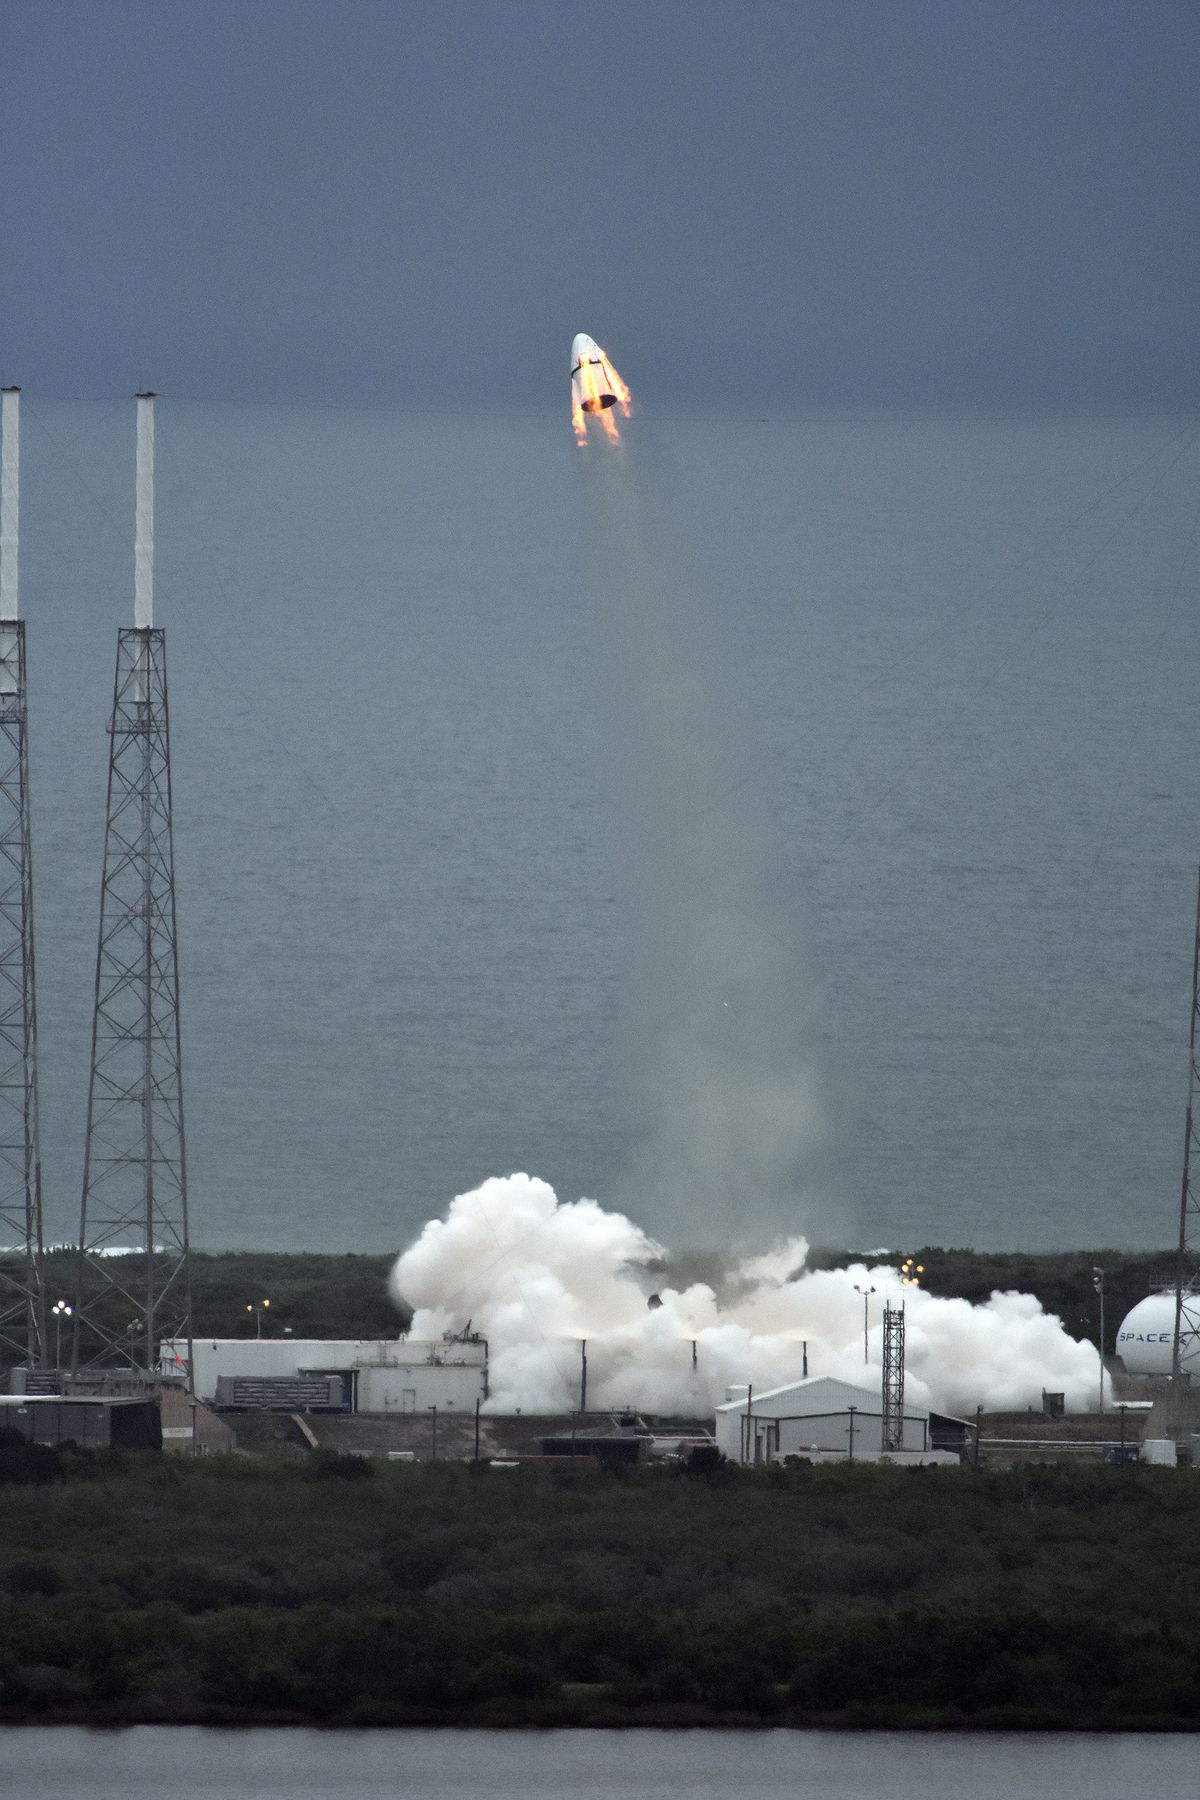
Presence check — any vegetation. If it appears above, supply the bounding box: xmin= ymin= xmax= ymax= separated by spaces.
xmin=31 ymin=1247 xmax=412 ymax=1352
xmin=1 ymin=1443 xmax=1197 ymax=1728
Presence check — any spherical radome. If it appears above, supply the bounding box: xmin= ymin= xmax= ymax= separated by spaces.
xmin=1115 ymin=1292 xmax=1200 ymax=1377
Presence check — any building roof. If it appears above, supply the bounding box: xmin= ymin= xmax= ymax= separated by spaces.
xmin=0 ymin=1394 xmax=153 ymax=1409
xmin=714 ymin=1374 xmax=926 ymax=1419
xmin=165 ymin=1337 xmax=483 ymax=1363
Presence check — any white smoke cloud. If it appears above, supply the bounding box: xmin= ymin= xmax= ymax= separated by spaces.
xmin=390 ymin=1172 xmax=1099 ymax=1417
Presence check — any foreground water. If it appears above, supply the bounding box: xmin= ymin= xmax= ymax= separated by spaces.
xmin=3 ymin=1726 xmax=1196 ymax=1799
xmin=17 ymin=403 xmax=1200 ymax=1254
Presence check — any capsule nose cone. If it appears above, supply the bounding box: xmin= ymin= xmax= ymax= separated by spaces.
xmin=571 ymin=333 xmax=599 ymax=366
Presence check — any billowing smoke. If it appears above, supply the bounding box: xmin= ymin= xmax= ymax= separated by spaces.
xmin=580 ymin=439 xmax=840 ymax=1248
xmin=390 ymin=1174 xmax=1099 ymax=1417
xmin=390 ymin=420 xmax=1101 ymax=1420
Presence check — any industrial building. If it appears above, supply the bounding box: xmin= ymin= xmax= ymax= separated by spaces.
xmin=163 ymin=1335 xmax=488 ymax=1413
xmin=714 ymin=1375 xmax=967 ymax=1466
xmin=0 ymin=1393 xmax=162 ymax=1450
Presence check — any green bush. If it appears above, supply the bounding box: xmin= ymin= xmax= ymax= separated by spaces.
xmin=2 ymin=1456 xmax=1199 ymax=1725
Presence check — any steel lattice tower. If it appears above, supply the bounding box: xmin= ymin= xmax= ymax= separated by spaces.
xmin=74 ymin=396 xmax=192 ymax=1377
xmin=1171 ymin=869 xmax=1200 ymax=1382
xmin=0 ymin=387 xmax=46 ymax=1370
xmin=881 ymin=1301 xmax=905 ymax=1452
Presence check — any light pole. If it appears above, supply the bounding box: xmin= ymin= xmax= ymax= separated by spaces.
xmin=853 ymin=1284 xmax=876 ymax=1362
xmin=51 ymin=1300 xmax=72 ymax=1370
xmin=1093 ymin=1267 xmax=1105 ymax=1412
xmin=245 ymin=1298 xmax=270 ymax=1339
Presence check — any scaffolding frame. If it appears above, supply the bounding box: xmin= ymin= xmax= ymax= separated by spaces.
xmin=0 ymin=616 xmax=45 ymax=1366
xmin=881 ymin=1300 xmax=905 ymax=1452
xmin=1172 ymin=868 xmax=1200 ymax=1382
xmin=74 ymin=625 xmax=192 ymax=1376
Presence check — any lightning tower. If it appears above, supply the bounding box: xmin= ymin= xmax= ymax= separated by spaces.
xmin=74 ymin=395 xmax=192 ymax=1378
xmin=1171 ymin=868 xmax=1200 ymax=1382
xmin=0 ymin=387 xmax=46 ymax=1370
xmin=881 ymin=1300 xmax=905 ymax=1452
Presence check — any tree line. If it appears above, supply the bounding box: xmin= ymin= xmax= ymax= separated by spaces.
xmin=1 ymin=1441 xmax=1197 ymax=1727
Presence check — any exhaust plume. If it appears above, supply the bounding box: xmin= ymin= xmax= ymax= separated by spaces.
xmin=581 ymin=431 xmax=839 ymax=1249
xmin=390 ymin=1174 xmax=1099 ymax=1417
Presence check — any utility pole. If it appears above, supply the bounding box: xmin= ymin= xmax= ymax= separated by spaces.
xmin=853 ymin=1284 xmax=876 ymax=1363
xmin=245 ymin=1299 xmax=270 ymax=1339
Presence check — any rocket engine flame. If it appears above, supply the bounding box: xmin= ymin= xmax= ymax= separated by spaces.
xmin=571 ymin=332 xmax=632 ymax=443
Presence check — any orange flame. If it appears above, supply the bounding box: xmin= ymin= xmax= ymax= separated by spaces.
xmin=600 ymin=352 xmax=632 ymax=417
xmin=573 ymin=341 xmax=632 ymax=444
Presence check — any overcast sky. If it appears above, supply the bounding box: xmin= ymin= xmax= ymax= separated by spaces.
xmin=2 ymin=1 xmax=1197 ymax=410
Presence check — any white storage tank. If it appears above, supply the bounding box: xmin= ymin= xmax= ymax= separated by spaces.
xmin=1114 ymin=1292 xmax=1200 ymax=1377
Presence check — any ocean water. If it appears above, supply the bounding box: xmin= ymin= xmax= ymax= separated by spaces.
xmin=2 ymin=1725 xmax=1197 ymax=1799
xmin=15 ymin=401 xmax=1200 ymax=1257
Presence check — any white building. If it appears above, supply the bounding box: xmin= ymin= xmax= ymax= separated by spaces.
xmin=160 ymin=1337 xmax=487 ymax=1413
xmin=714 ymin=1375 xmax=963 ymax=1466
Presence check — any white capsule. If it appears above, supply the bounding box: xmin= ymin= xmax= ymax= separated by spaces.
xmin=571 ymin=332 xmax=618 ymax=414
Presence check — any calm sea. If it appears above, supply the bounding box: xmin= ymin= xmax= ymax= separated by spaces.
xmin=2 ymin=1726 xmax=1197 ymax=1799
xmin=16 ymin=403 xmax=1200 ymax=1257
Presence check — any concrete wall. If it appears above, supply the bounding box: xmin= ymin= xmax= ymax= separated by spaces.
xmin=159 ymin=1385 xmax=236 ymax=1455
xmin=356 ymin=1361 xmax=483 ymax=1413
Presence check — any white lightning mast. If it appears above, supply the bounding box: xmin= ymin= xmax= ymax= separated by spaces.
xmin=134 ymin=391 xmax=154 ymax=629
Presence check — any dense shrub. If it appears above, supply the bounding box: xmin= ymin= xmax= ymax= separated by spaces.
xmin=303 ymin=1448 xmax=374 ymax=1482
xmin=1 ymin=1457 xmax=1198 ymax=1725
xmin=0 ymin=1429 xmax=61 ymax=1486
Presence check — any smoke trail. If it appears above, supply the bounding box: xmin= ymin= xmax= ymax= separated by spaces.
xmin=579 ymin=432 xmax=840 ymax=1248
xmin=390 ymin=1174 xmax=1099 ymax=1416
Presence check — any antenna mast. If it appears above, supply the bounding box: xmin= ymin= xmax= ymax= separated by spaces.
xmin=0 ymin=387 xmax=46 ymax=1370
xmin=74 ymin=395 xmax=192 ymax=1379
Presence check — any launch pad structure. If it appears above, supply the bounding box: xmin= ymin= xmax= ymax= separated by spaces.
xmin=0 ymin=387 xmax=46 ymax=1370
xmin=73 ymin=395 xmax=193 ymax=1379
xmin=1171 ymin=869 xmax=1200 ymax=1384
xmin=881 ymin=1301 xmax=905 ymax=1453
